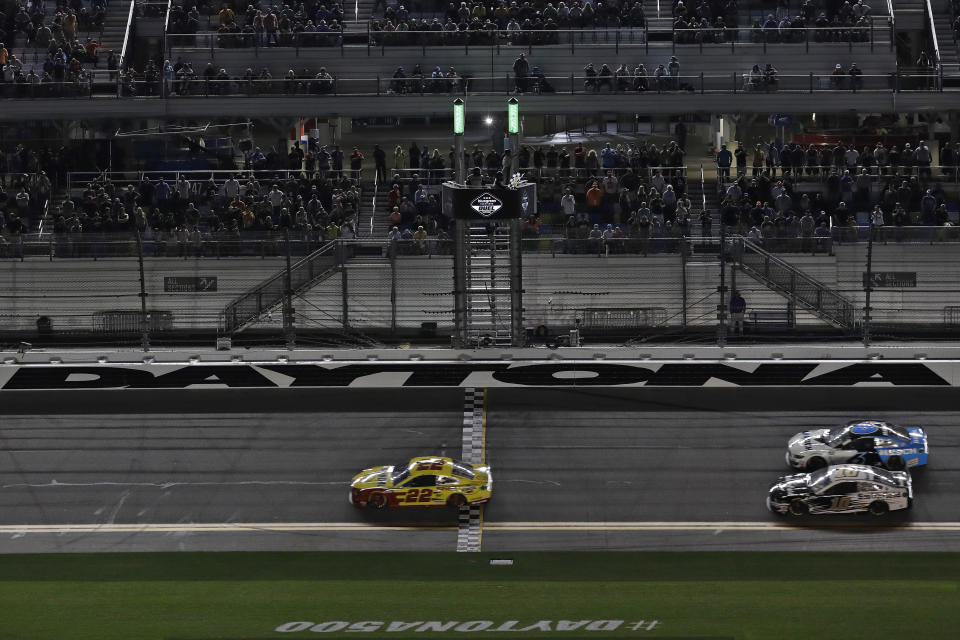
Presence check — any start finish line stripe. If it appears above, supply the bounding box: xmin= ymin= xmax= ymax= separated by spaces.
xmin=457 ymin=387 xmax=486 ymax=553
xmin=3 ymin=522 xmax=960 ymax=534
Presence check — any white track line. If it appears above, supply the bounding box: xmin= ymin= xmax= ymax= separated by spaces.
xmin=3 ymin=521 xmax=960 ymax=535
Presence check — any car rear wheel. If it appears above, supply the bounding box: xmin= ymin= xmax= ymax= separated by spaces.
xmin=805 ymin=456 xmax=827 ymax=471
xmin=367 ymin=492 xmax=388 ymax=509
xmin=885 ymin=456 xmax=905 ymax=471
xmin=868 ymin=501 xmax=889 ymax=516
xmin=446 ymin=494 xmax=467 ymax=507
xmin=788 ymin=499 xmax=809 ymax=517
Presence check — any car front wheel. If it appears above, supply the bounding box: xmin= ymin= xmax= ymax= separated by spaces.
xmin=367 ymin=492 xmax=388 ymax=509
xmin=788 ymin=499 xmax=809 ymax=517
xmin=868 ymin=501 xmax=889 ymax=516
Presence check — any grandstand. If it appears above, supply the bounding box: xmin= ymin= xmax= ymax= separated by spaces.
xmin=2 ymin=0 xmax=960 ymax=347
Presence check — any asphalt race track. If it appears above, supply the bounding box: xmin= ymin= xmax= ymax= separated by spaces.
xmin=1 ymin=388 xmax=959 ymax=552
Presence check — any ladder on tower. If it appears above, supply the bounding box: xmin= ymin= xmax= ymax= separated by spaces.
xmin=465 ymin=222 xmax=514 ymax=346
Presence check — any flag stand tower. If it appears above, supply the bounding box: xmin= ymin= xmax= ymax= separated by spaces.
xmin=448 ymin=98 xmax=533 ymax=348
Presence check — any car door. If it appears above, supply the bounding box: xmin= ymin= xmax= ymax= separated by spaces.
xmin=819 ymin=481 xmax=858 ymax=513
xmin=396 ymin=474 xmax=439 ymax=506
xmin=832 ymin=438 xmax=862 ymax=465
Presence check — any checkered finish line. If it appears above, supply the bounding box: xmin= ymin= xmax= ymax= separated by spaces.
xmin=457 ymin=387 xmax=486 ymax=553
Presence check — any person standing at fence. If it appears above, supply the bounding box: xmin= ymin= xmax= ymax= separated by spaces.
xmin=730 ymin=291 xmax=746 ymax=335
xmin=350 ymin=147 xmax=364 ymax=181
xmin=513 ymin=53 xmax=530 ymax=93
xmin=373 ymin=145 xmax=387 ymax=183
xmin=716 ymin=144 xmax=732 ymax=183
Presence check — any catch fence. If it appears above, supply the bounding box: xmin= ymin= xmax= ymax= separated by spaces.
xmin=2 ymin=234 xmax=960 ymax=346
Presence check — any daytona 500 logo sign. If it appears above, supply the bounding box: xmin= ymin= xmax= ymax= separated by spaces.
xmin=276 ymin=620 xmax=660 ymax=633
xmin=0 ymin=361 xmax=952 ymax=389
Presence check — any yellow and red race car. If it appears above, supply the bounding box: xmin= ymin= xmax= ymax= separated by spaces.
xmin=349 ymin=456 xmax=492 ymax=509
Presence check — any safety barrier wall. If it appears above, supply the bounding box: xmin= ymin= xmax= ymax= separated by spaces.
xmin=3 ymin=236 xmax=960 ymax=345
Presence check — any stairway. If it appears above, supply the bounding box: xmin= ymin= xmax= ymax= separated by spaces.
xmin=893 ymin=0 xmax=926 ymax=30
xmin=932 ymin=10 xmax=959 ymax=66
xmin=101 ymin=1 xmax=136 ymax=55
xmin=465 ymin=223 xmax=514 ymax=346
xmin=642 ymin=0 xmax=672 ymax=41
xmin=221 ymin=240 xmax=339 ymax=333
xmin=736 ymin=237 xmax=857 ymax=330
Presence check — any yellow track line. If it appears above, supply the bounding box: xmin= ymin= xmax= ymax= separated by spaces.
xmin=2 ymin=521 xmax=960 ymax=534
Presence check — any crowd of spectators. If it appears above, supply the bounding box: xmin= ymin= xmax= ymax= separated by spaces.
xmin=1 ymin=1 xmax=105 ymax=50
xmin=715 ymin=137 xmax=957 ymax=246
xmin=121 ymin=57 xmax=337 ymax=96
xmin=167 ymin=1 xmax=345 ymax=47
xmin=673 ymin=0 xmax=872 ymax=44
xmin=0 ymin=2 xmax=107 ymax=97
xmin=379 ymin=139 xmax=692 ymax=252
xmin=42 ymin=162 xmax=362 ymax=254
xmin=0 ymin=142 xmax=72 ymax=240
xmin=370 ymin=0 xmax=647 ymax=46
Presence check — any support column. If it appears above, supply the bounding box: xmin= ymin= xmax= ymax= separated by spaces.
xmin=453 ymin=221 xmax=468 ymax=348
xmin=509 ymin=218 xmax=524 ymax=347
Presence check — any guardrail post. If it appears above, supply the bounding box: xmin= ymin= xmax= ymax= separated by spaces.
xmin=376 ymin=74 xmax=380 ymax=95
xmin=700 ymin=71 xmax=704 ymax=94
xmin=805 ymin=28 xmax=809 ymax=53
xmin=615 ymin=30 xmax=619 ymax=55
xmin=570 ymin=73 xmax=574 ymax=93
xmin=809 ymin=72 xmax=813 ymax=93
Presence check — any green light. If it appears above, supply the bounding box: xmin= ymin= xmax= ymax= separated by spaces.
xmin=453 ymin=99 xmax=465 ymax=135
xmin=507 ymin=98 xmax=519 ymax=134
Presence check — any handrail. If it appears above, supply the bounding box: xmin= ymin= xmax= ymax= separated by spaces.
xmin=369 ymin=166 xmax=379 ymax=238
xmin=886 ymin=0 xmax=895 ymax=50
xmin=166 ymin=25 xmax=882 ymax=49
xmin=924 ymin=0 xmax=942 ymax=86
xmin=117 ymin=0 xmax=138 ymax=96
xmin=220 ymin=239 xmax=339 ymax=333
xmin=111 ymin=72 xmax=912 ymax=97
xmin=162 ymin=0 xmax=173 ymax=65
xmin=699 ymin=164 xmax=707 ymax=215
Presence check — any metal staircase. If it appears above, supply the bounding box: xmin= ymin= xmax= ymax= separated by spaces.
xmin=465 ymin=223 xmax=515 ymax=346
xmin=736 ymin=238 xmax=857 ymax=330
xmin=220 ymin=241 xmax=338 ymax=334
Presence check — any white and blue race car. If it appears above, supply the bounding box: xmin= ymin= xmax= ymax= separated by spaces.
xmin=787 ymin=420 xmax=928 ymax=472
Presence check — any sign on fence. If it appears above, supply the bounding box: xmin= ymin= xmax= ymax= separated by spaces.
xmin=863 ymin=272 xmax=917 ymax=288
xmin=164 ymin=276 xmax=218 ymax=292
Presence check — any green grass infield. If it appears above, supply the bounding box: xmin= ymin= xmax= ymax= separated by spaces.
xmin=0 ymin=552 xmax=958 ymax=639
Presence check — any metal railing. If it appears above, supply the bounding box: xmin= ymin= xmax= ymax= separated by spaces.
xmin=221 ymin=239 xmax=339 ymax=333
xmin=6 ymin=68 xmax=956 ymax=100
xmin=737 ymin=237 xmax=856 ymax=329
xmin=671 ymin=25 xmax=879 ymax=51
xmin=0 ymin=231 xmax=329 ymax=261
xmin=713 ymin=163 xmax=959 ymax=183
xmin=65 ymin=169 xmax=359 ymax=194
xmin=118 ymin=0 xmax=139 ymax=97
xmin=365 ymin=26 xmax=649 ymax=52
xmin=105 ymin=72 xmax=918 ymax=98
xmin=925 ymin=0 xmax=943 ymax=91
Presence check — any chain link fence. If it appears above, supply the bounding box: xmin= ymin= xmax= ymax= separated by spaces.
xmin=3 ymin=232 xmax=960 ymax=347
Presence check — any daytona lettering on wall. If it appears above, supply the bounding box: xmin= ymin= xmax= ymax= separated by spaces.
xmin=274 ymin=620 xmax=653 ymax=633
xmin=0 ymin=361 xmax=953 ymax=390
